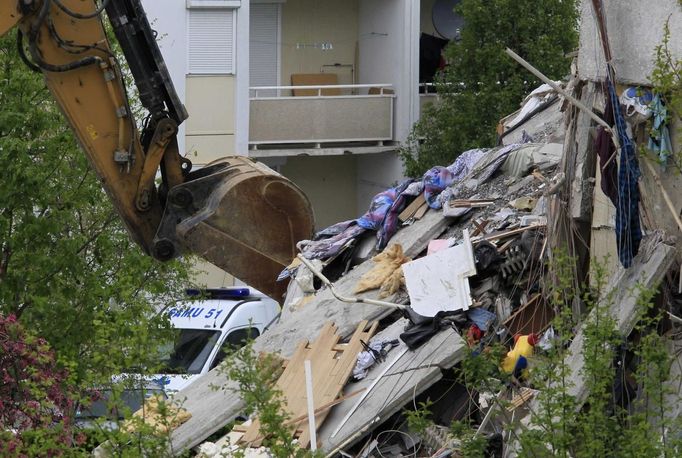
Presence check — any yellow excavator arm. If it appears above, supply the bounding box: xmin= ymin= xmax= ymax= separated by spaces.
xmin=1 ymin=0 xmax=314 ymax=299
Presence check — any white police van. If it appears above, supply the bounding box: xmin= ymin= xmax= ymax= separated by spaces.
xmin=155 ymin=287 xmax=280 ymax=392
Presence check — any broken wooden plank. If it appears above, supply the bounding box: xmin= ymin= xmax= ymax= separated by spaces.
xmin=240 ymin=321 xmax=377 ymax=448
xmin=502 ymin=294 xmax=554 ymax=336
xmin=318 ymin=318 xmax=467 ymax=453
xmin=398 ymin=194 xmax=427 ymax=222
xmin=471 ymin=219 xmax=490 ymax=236
xmin=413 ymin=202 xmax=430 ymax=220
xmin=169 ymin=207 xmax=452 ymax=453
xmin=448 ymin=199 xmax=496 ymax=208
xmin=475 ymin=223 xmax=546 ymax=243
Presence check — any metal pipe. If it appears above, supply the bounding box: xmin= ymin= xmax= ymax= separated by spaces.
xmin=296 ymin=254 xmax=407 ymax=310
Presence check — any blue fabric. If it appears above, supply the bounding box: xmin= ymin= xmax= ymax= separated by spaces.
xmin=423 ymin=166 xmax=456 ymax=209
xmin=466 ymin=307 xmax=496 ymax=332
xmin=608 ymin=79 xmax=642 ymax=268
xmin=357 ymin=179 xmax=414 ymax=250
xmin=648 ymin=94 xmax=673 ymax=167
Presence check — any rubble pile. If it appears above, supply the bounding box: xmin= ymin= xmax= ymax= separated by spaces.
xmin=165 ymin=2 xmax=682 ymax=455
xmin=193 ymin=131 xmax=570 ymax=457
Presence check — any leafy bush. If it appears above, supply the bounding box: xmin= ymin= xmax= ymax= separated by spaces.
xmin=401 ymin=0 xmax=578 ymax=176
xmin=0 ymin=314 xmax=84 ymax=456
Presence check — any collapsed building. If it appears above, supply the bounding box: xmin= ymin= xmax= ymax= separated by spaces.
xmin=107 ymin=1 xmax=682 ymax=456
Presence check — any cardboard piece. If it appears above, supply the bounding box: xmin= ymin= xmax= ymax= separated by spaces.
xmin=403 ymin=230 xmax=476 ymax=316
xmin=291 ymin=73 xmax=340 ymax=96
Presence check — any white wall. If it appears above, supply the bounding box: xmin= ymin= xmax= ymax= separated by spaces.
xmin=141 ymin=1 xmax=250 ymax=157
xmin=280 ymin=155 xmax=358 ymax=229
xmin=356 ymin=151 xmax=405 ymax=216
xmin=358 ymin=0 xmax=419 ymax=143
xmin=235 ymin=0 xmax=250 ymax=155
xmin=356 ymin=0 xmax=415 ymax=209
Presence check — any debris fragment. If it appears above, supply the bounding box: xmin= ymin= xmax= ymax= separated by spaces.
xmin=354 ymin=244 xmax=411 ymax=298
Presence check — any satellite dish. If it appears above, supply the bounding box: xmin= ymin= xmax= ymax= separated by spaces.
xmin=432 ymin=0 xmax=464 ymax=41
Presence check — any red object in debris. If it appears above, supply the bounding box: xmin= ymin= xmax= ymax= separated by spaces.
xmin=467 ymin=324 xmax=483 ymax=346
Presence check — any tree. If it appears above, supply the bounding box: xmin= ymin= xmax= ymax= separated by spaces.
xmin=401 ymin=0 xmax=579 ymax=176
xmin=0 ymin=29 xmax=192 ymax=387
xmin=0 ymin=314 xmax=84 ymax=456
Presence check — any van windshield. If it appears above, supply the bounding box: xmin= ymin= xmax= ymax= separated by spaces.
xmin=161 ymin=329 xmax=220 ymax=374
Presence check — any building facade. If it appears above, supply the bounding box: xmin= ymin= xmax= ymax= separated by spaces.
xmin=141 ymin=0 xmax=450 ymax=286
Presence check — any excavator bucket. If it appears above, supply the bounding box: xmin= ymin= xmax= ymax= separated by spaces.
xmin=160 ymin=157 xmax=314 ymax=300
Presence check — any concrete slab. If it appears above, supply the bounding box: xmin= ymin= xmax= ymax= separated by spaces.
xmin=531 ymin=237 xmax=675 ymax=417
xmin=578 ymin=0 xmax=682 ymax=85
xmin=318 ymin=318 xmax=467 ymax=454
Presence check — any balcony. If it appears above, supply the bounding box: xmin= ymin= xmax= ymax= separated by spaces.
xmin=419 ymin=83 xmax=440 ymax=117
xmin=249 ymin=84 xmax=395 ymax=155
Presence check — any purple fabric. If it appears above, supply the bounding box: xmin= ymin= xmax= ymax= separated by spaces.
xmin=357 ymin=190 xmax=399 ymax=230
xmin=298 ymin=220 xmax=366 ymax=260
xmin=357 ymin=179 xmax=414 ymax=249
xmin=446 ymin=148 xmax=489 ymax=181
xmin=423 ymin=166 xmax=456 ymax=209
xmin=377 ymin=180 xmax=414 ymax=249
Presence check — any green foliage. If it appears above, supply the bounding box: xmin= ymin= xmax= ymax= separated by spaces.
xmin=0 ymin=26 xmax=194 ymax=455
xmin=401 ymin=0 xmax=578 ymax=176
xmin=649 ymin=16 xmax=682 ymax=170
xmin=453 ymin=253 xmax=682 ymax=457
xmin=0 ymin=29 xmax=192 ymax=384
xmin=85 ymin=392 xmax=188 ymax=458
xmin=404 ymin=399 xmax=434 ymax=435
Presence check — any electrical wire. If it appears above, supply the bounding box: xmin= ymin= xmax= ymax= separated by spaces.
xmin=22 ymin=0 xmax=103 ymax=72
xmin=16 ymin=31 xmax=41 ymax=73
xmin=374 ymin=429 xmax=421 ymax=458
xmin=52 ymin=0 xmax=111 ymax=20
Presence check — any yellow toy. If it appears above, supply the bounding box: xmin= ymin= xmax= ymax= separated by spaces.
xmin=501 ymin=333 xmax=538 ymax=377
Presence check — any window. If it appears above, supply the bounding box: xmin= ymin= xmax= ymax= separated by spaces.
xmin=160 ymin=329 xmax=220 ymax=374
xmin=250 ymin=3 xmax=280 ymax=95
xmin=188 ymin=8 xmax=235 ymax=74
xmin=186 ymin=1 xmax=241 ymax=8
xmin=209 ymin=327 xmax=260 ymax=370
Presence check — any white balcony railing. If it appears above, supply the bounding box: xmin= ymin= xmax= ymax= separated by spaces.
xmin=419 ymin=83 xmax=440 ymax=115
xmin=249 ymin=84 xmax=394 ymax=147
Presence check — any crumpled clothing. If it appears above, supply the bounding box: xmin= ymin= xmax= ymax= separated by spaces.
xmin=355 ymin=244 xmax=410 ymax=298
xmin=608 ymin=78 xmax=642 ymax=267
xmin=400 ymin=315 xmax=444 ymax=350
xmin=402 ymin=180 xmax=425 ymax=197
xmin=298 ymin=220 xmax=366 ymax=260
xmin=439 ymin=144 xmax=523 ymax=207
xmin=446 ymin=148 xmax=489 ymax=181
xmin=352 ymin=340 xmax=384 ymax=380
xmin=357 ymin=179 xmax=414 ymax=249
xmin=352 ymin=339 xmax=400 ymax=380
xmin=466 ymin=307 xmax=496 ymax=332
xmin=423 ymin=166 xmax=457 ymax=209
xmin=648 ymin=93 xmax=673 ymax=167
